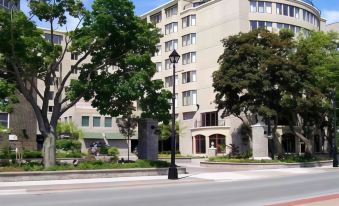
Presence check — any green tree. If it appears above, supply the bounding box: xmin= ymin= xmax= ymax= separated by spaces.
xmin=213 ymin=29 xmax=299 ymax=155
xmin=116 ymin=115 xmax=138 ymax=162
xmin=56 ymin=121 xmax=83 ymax=140
xmin=159 ymin=121 xmax=183 ymax=152
xmin=0 ymin=0 xmax=171 ymax=167
xmin=283 ymin=31 xmax=339 ymax=153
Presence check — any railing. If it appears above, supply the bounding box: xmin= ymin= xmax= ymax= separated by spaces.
xmin=194 ymin=120 xmax=225 ymax=128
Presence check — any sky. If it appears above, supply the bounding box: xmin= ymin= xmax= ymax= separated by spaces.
xmin=20 ymin=0 xmax=339 ymax=31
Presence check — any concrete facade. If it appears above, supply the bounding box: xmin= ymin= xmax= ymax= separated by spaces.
xmin=141 ymin=0 xmax=326 ymax=156
xmin=0 ymin=0 xmax=37 ymax=150
xmin=326 ymin=22 xmax=339 ymax=32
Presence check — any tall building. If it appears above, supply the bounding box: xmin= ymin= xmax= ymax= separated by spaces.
xmin=142 ymin=0 xmax=328 ymax=156
xmin=38 ymin=30 xmax=136 ymax=156
xmin=0 ymin=0 xmax=37 ymax=151
xmin=0 ymin=0 xmax=20 ymax=10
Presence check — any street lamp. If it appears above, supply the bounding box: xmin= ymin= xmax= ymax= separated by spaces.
xmin=332 ymin=89 xmax=338 ymax=167
xmin=168 ymin=49 xmax=180 ymax=180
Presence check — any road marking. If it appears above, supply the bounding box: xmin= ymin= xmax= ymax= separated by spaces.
xmin=0 ymin=189 xmax=27 ymax=196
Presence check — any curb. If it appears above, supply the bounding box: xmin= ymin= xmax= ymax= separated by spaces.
xmin=0 ymin=167 xmax=187 ymax=182
xmin=201 ymin=160 xmax=332 ymax=169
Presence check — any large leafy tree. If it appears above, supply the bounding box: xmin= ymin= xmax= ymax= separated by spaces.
xmin=213 ymin=29 xmax=300 ymax=155
xmin=0 ymin=0 xmax=171 ymax=167
xmin=283 ymin=31 xmax=339 ymax=153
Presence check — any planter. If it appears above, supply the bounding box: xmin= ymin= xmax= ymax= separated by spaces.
xmin=201 ymin=160 xmax=332 ymax=169
xmin=0 ymin=167 xmax=187 ymax=182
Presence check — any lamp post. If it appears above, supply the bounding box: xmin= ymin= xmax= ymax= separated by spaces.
xmin=168 ymin=50 xmax=180 ymax=180
xmin=332 ymin=89 xmax=338 ymax=167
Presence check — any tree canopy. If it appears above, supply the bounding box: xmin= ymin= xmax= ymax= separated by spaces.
xmin=0 ymin=0 xmax=171 ymax=167
xmin=214 ymin=29 xmax=339 ymax=155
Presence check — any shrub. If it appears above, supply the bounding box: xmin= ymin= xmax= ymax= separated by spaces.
xmin=56 ymin=139 xmax=81 ymax=151
xmin=22 ymin=150 xmax=43 ymax=158
xmin=100 ymin=145 xmax=109 ymax=155
xmin=108 ymin=147 xmax=119 ymax=162
xmin=56 ymin=150 xmax=82 ymax=158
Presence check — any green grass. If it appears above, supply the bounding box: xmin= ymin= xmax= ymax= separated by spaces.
xmin=0 ymin=160 xmax=170 ymax=172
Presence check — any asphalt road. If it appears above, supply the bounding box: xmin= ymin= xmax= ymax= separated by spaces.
xmin=1 ymin=171 xmax=339 ymax=206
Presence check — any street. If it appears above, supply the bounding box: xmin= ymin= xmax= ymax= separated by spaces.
xmin=1 ymin=168 xmax=339 ymax=206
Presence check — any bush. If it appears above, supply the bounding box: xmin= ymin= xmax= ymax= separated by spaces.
xmin=56 ymin=150 xmax=82 ymax=158
xmin=22 ymin=150 xmax=43 ymax=158
xmin=100 ymin=145 xmax=109 ymax=155
xmin=108 ymin=147 xmax=119 ymax=162
xmin=56 ymin=139 xmax=81 ymax=151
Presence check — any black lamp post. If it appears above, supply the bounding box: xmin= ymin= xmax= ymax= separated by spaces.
xmin=332 ymin=89 xmax=338 ymax=167
xmin=168 ymin=49 xmax=180 ymax=180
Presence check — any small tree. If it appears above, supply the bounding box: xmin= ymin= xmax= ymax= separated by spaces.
xmin=159 ymin=121 xmax=183 ymax=152
xmin=116 ymin=115 xmax=138 ymax=161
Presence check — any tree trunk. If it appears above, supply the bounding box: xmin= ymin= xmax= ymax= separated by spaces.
xmin=127 ymin=136 xmax=130 ymax=162
xmin=43 ymin=132 xmax=56 ymax=168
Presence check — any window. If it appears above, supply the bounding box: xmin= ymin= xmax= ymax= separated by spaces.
xmin=165 ymin=22 xmax=178 ymax=35
xmin=183 ymin=112 xmax=195 ymax=120
xmin=48 ymin=91 xmax=54 ymax=100
xmin=0 ymin=113 xmax=9 ymax=128
xmin=165 ymin=75 xmax=178 ymax=87
xmin=182 ymin=33 xmax=196 ymax=46
xmin=209 ymin=134 xmax=226 ymax=153
xmin=175 ymin=93 xmax=178 ymax=108
xmin=182 ymin=90 xmax=197 ymax=106
xmin=155 ymin=45 xmax=161 ymax=56
xmin=165 ymin=39 xmax=178 ymax=52
xmin=81 ymin=116 xmax=89 ymax=127
xmin=295 ymin=8 xmax=300 ymax=19
xmin=195 ymin=135 xmax=206 ymax=154
xmin=150 ymin=12 xmax=162 ymax=24
xmin=250 ymin=1 xmax=257 ymax=12
xmin=250 ymin=21 xmax=257 ymax=30
xmin=165 ymin=5 xmax=178 ymax=18
xmin=265 ymin=2 xmax=272 ymax=13
xmin=276 ymin=3 xmax=282 ymax=15
xmin=250 ymin=21 xmax=272 ymax=31
xmin=289 ymin=6 xmax=294 ymax=17
xmin=182 ymin=15 xmax=196 ymax=28
xmin=283 ymin=4 xmax=288 ymax=16
xmin=165 ymin=59 xmax=173 ymax=70
xmin=156 ymin=62 xmax=162 ymax=72
xmin=64 ymin=117 xmax=68 ymax=122
xmin=56 ymin=63 xmax=62 ymax=72
xmin=93 ymin=117 xmax=101 ymax=127
xmin=71 ymin=65 xmax=77 ymax=74
xmin=71 ymin=53 xmax=78 ymax=60
xmin=182 ymin=70 xmax=196 ymax=84
xmin=182 ymin=52 xmax=196 ymax=65
xmin=258 ymin=21 xmax=265 ymax=28
xmin=69 ymin=116 xmax=72 ymax=122
xmin=105 ymin=117 xmax=112 ymax=127
xmin=258 ymin=2 xmax=264 ymax=13
xmin=48 ymin=106 xmax=53 ymax=113
xmin=201 ymin=112 xmax=218 ymax=127
xmin=44 ymin=33 xmax=63 ymax=44
xmin=266 ymin=22 xmax=273 ymax=32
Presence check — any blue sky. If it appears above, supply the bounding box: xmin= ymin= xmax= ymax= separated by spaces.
xmin=21 ymin=0 xmax=339 ymax=30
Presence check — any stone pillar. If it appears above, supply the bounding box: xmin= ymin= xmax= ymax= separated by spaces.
xmin=252 ymin=122 xmax=271 ymax=160
xmin=138 ymin=118 xmax=159 ymax=161
xmin=208 ymin=142 xmax=217 ymax=157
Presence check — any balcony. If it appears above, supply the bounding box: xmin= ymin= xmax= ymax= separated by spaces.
xmin=194 ymin=120 xmax=225 ymax=128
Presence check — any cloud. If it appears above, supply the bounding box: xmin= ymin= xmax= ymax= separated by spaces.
xmin=323 ymin=10 xmax=339 ymax=24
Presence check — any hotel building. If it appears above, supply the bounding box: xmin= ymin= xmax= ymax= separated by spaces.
xmin=141 ymin=0 xmax=331 ymax=156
